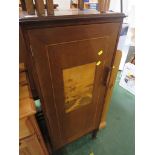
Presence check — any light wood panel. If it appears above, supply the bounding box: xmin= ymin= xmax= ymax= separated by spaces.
xmin=19 ymin=72 xmax=28 ymax=86
xmin=98 ymin=0 xmax=111 ymax=12
xmin=25 ymin=0 xmax=35 ymax=15
xmin=19 ymin=85 xmax=30 ymax=99
xmin=19 ymin=118 xmax=34 ymax=139
xmin=19 ymin=63 xmax=49 ymax=154
xmin=20 ymin=98 xmax=36 ymax=119
xmin=63 ymin=62 xmax=96 ymax=113
xmin=100 ymin=50 xmax=122 ymax=128
xmin=34 ymin=0 xmax=45 ymax=16
xmin=46 ymin=0 xmax=54 ymax=15
xmin=20 ymin=0 xmax=26 ymax=11
xmin=20 ymin=134 xmax=45 ymax=155
xmin=19 ymin=63 xmax=26 ymax=72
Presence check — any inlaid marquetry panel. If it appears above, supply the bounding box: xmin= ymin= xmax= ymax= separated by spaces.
xmin=63 ymin=62 xmax=96 ymax=113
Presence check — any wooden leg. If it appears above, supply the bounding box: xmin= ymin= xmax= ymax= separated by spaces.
xmin=92 ymin=129 xmax=98 ymax=139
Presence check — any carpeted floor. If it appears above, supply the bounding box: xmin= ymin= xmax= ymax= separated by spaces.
xmin=54 ymin=72 xmax=135 ymax=155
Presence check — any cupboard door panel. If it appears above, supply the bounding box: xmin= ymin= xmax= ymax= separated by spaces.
xmin=47 ymin=37 xmax=110 ymax=141
xmin=63 ymin=62 xmax=96 ymax=113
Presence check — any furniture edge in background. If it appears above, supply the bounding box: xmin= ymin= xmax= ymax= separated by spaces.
xmin=100 ymin=50 xmax=122 ymax=129
xmin=19 ymin=63 xmax=49 ymax=155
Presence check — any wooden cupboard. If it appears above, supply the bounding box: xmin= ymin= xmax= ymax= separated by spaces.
xmin=20 ymin=10 xmax=125 ymax=150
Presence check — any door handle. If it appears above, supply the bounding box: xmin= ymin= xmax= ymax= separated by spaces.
xmin=103 ymin=66 xmax=111 ymax=87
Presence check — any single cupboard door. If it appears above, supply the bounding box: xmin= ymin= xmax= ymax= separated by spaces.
xmin=47 ymin=37 xmax=111 ymax=144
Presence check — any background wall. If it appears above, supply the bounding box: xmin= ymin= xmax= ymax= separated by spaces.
xmin=109 ymin=0 xmax=135 ymax=70
xmin=54 ymin=0 xmax=71 ymax=9
xmin=109 ymin=0 xmax=135 ymax=27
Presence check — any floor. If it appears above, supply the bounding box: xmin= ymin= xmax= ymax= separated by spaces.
xmin=53 ymin=72 xmax=135 ymax=155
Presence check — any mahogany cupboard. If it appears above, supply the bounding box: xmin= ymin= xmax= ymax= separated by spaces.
xmin=20 ymin=10 xmax=125 ymax=150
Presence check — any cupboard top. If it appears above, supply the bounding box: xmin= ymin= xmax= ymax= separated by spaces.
xmin=19 ymin=9 xmax=125 ymax=29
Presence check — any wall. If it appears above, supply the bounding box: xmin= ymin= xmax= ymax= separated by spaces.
xmin=54 ymin=0 xmax=71 ymax=9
